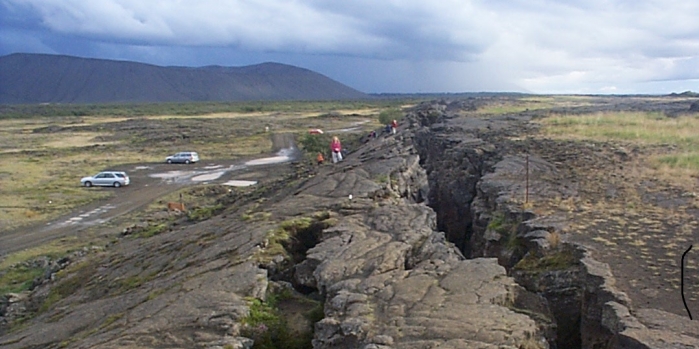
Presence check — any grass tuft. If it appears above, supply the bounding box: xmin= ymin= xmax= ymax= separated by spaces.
xmin=0 ymin=265 xmax=44 ymax=294
xmin=240 ymin=287 xmax=322 ymax=349
xmin=513 ymin=250 xmax=577 ymax=273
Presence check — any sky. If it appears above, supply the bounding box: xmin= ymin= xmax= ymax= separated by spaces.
xmin=1 ymin=0 xmax=698 ymax=94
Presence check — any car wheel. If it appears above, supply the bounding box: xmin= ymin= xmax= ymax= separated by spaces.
xmin=185 ymin=159 xmax=190 ymax=164
xmin=114 ymin=182 xmax=121 ymax=188
xmin=84 ymin=181 xmax=92 ymax=187
xmin=167 ymin=159 xmax=173 ymax=164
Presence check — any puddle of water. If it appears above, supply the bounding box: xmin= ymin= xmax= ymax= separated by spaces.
xmin=203 ymin=165 xmax=223 ymax=169
xmin=326 ymin=126 xmax=361 ymax=133
xmin=245 ymin=156 xmax=289 ymax=166
xmin=245 ymin=147 xmax=295 ymax=166
xmin=226 ymin=164 xmax=246 ymax=171
xmin=326 ymin=120 xmax=370 ymax=133
xmin=133 ymin=166 xmax=152 ymax=170
xmin=149 ymin=171 xmax=193 ymax=179
xmin=192 ymin=171 xmax=225 ymax=182
xmin=223 ymin=180 xmax=257 ymax=187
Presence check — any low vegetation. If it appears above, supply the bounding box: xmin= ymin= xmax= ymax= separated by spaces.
xmin=513 ymin=250 xmax=577 ymax=274
xmin=0 ymin=101 xmax=405 ymax=231
xmin=256 ymin=212 xmax=332 ymax=266
xmin=377 ymin=108 xmax=403 ymax=125
xmin=297 ymin=132 xmax=332 ymax=159
xmin=487 ymin=211 xmax=521 ymax=252
xmin=0 ymin=100 xmax=412 ymax=120
xmin=0 ymin=265 xmax=44 ymax=295
xmin=39 ymin=260 xmax=98 ymax=313
xmin=0 ymin=238 xmax=88 ymax=297
xmin=240 ymin=287 xmax=323 ymax=349
xmin=539 ymin=111 xmax=699 ymax=173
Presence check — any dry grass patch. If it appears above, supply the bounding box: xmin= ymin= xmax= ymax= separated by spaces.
xmin=538 ymin=111 xmax=699 ymax=190
xmin=0 ymin=149 xmax=147 ymax=230
xmin=140 ymin=108 xmax=381 ymax=121
xmin=540 ymin=111 xmax=699 ymax=146
xmin=0 ymin=104 xmax=394 ymax=232
xmin=474 ymin=96 xmax=588 ymax=115
xmin=43 ymin=133 xmax=118 ymax=148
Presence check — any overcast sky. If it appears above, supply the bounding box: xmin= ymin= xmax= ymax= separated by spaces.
xmin=1 ymin=0 xmax=698 ymax=94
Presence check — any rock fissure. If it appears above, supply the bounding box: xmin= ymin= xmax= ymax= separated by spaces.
xmin=4 ymin=99 xmax=699 ymax=349
xmin=406 ymin=100 xmax=699 ymax=349
xmin=409 ymin=103 xmax=587 ymax=349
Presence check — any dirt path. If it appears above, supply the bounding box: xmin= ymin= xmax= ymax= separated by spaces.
xmin=0 ymin=133 xmax=300 ymax=256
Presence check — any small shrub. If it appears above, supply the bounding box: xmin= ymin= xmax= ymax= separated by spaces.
xmin=378 ymin=108 xmax=403 ymax=125
xmin=0 ymin=265 xmax=45 ymax=294
xmin=135 ymin=223 xmax=168 ymax=238
xmin=240 ymin=290 xmax=320 ymax=349
xmin=23 ymin=209 xmax=39 ymax=219
xmin=546 ymin=231 xmax=561 ymax=249
xmin=487 ymin=212 xmax=524 ymax=254
xmin=187 ymin=204 xmax=224 ymax=221
xmin=242 ymin=212 xmax=272 ymax=222
xmin=241 ymin=297 xmax=286 ymax=349
xmin=513 ymin=250 xmax=576 ymax=273
xmin=297 ymin=132 xmax=331 ymax=156
xmin=486 ymin=212 xmax=509 ymax=234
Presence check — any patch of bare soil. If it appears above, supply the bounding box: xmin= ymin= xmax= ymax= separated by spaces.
xmin=526 ymin=137 xmax=699 ymax=318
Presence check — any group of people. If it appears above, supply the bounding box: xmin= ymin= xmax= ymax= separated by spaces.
xmin=317 ymin=119 xmax=399 ymax=165
xmin=382 ymin=119 xmax=399 ymax=135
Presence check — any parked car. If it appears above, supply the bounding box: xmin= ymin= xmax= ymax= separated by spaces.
xmin=81 ymin=171 xmax=130 ymax=188
xmin=166 ymin=151 xmax=199 ymax=164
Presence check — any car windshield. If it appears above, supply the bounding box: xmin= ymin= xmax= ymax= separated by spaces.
xmin=115 ymin=173 xmax=125 ymax=178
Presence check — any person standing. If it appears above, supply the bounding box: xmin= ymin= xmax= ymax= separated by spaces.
xmin=330 ymin=136 xmax=343 ymax=163
xmin=391 ymin=119 xmax=398 ymax=134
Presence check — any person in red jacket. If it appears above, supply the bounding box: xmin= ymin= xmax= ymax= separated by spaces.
xmin=391 ymin=119 xmax=398 ymax=134
xmin=330 ymin=136 xmax=343 ymax=163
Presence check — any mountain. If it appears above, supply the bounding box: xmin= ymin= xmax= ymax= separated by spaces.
xmin=0 ymin=53 xmax=369 ymax=104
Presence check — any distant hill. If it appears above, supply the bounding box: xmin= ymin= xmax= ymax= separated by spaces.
xmin=0 ymin=53 xmax=369 ymax=104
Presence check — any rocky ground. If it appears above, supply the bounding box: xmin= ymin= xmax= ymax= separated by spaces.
xmin=409 ymin=98 xmax=699 ymax=348
xmin=2 ymin=97 xmax=699 ymax=349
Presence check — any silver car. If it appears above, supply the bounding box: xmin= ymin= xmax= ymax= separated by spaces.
xmin=166 ymin=152 xmax=199 ymax=164
xmin=81 ymin=171 xmax=130 ymax=188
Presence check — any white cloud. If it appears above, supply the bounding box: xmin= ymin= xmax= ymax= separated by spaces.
xmin=1 ymin=0 xmax=699 ymax=93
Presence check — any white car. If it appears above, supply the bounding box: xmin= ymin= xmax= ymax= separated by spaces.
xmin=81 ymin=171 xmax=130 ymax=188
xmin=166 ymin=152 xmax=199 ymax=164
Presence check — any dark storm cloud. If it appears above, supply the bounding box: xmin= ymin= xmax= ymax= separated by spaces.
xmin=1 ymin=0 xmax=698 ymax=93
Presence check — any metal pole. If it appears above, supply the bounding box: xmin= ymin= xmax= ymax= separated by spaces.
xmin=525 ymin=154 xmax=529 ymax=204
xmin=682 ymin=245 xmax=693 ymax=320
